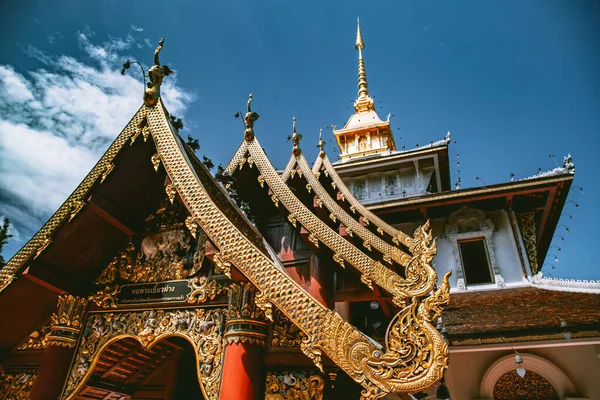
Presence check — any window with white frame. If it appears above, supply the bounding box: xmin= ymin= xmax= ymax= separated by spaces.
xmin=445 ymin=206 xmax=505 ymax=290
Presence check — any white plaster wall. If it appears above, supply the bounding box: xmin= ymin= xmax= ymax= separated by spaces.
xmin=488 ymin=211 xmax=525 ymax=284
xmin=394 ymin=211 xmax=528 ymax=290
xmin=445 ymin=343 xmax=600 ymax=400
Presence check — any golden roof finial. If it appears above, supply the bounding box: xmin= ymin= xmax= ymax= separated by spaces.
xmin=354 ymin=18 xmax=375 ymax=113
xmin=291 ymin=116 xmax=302 ymax=156
xmin=318 ymin=128 xmax=326 ymax=157
xmin=244 ymin=93 xmax=260 ymax=141
xmin=144 ymin=38 xmax=172 ymax=107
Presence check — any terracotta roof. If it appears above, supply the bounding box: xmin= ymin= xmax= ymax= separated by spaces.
xmin=444 ymin=287 xmax=600 ymax=345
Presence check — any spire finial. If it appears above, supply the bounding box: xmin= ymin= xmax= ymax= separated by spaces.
xmin=318 ymin=128 xmax=326 ymax=157
xmin=354 ymin=18 xmax=374 ymax=113
xmin=244 ymin=93 xmax=260 ymax=141
xmin=291 ymin=116 xmax=302 ymax=156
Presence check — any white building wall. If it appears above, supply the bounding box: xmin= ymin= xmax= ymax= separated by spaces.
xmin=394 ymin=210 xmax=528 ymax=291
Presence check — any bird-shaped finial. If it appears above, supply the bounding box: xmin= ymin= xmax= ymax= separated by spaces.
xmin=244 ymin=93 xmax=259 ymax=141
xmin=318 ymin=128 xmax=326 ymax=157
xmin=291 ymin=116 xmax=302 ymax=156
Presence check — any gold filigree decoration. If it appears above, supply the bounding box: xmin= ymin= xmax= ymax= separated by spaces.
xmin=518 ymin=212 xmax=539 ymax=274
xmin=188 ymin=276 xmax=226 ymax=304
xmin=15 ymin=322 xmax=51 ymax=351
xmin=62 ymin=308 xmax=224 ymax=400
xmin=95 ymin=201 xmax=206 ymax=284
xmin=88 ymin=285 xmax=119 ymax=309
xmin=332 ymin=253 xmax=345 ymax=268
xmin=69 ymin=200 xmax=85 ymax=222
xmin=165 ymin=183 xmax=177 ymax=203
xmin=213 ymin=252 xmax=232 ymax=278
xmin=306 ymin=184 xmax=312 ymax=193
xmin=0 ymin=370 xmax=37 ymax=400
xmin=100 ymin=162 xmax=115 ymax=184
xmin=33 ymin=238 xmax=52 ymax=259
xmin=288 ymin=213 xmax=298 ymax=228
xmin=269 ymin=308 xmax=303 ymax=352
xmin=151 ymin=153 xmax=161 ymax=171
xmin=265 ymin=371 xmax=324 ymax=400
xmin=48 ymin=294 xmax=88 ymax=348
xmin=271 ymin=194 xmax=280 ymax=208
xmin=307 ymin=233 xmax=319 ymax=248
xmin=257 ymin=175 xmax=265 ymax=188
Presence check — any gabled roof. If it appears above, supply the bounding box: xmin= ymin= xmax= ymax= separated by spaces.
xmin=282 ymin=150 xmax=411 ymax=267
xmin=312 ymin=151 xmax=413 ymax=248
xmin=223 ymin=133 xmax=435 ymax=304
xmin=1 ymin=95 xmax=451 ymax=396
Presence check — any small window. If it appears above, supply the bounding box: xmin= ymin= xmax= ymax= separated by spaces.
xmin=459 ymin=238 xmax=494 ymax=285
xmin=354 ymin=180 xmax=366 ymax=200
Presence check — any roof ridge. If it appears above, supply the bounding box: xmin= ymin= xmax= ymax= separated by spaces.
xmin=289 ymin=152 xmax=414 ymax=270
xmin=0 ymin=105 xmax=147 ymax=294
xmin=319 ymin=152 xmax=413 ymax=247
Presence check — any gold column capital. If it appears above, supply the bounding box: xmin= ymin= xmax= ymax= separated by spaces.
xmin=224 ymin=282 xmax=267 ymax=347
xmin=47 ymin=294 xmax=88 ymax=348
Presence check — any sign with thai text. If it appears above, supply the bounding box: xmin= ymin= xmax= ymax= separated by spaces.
xmin=116 ymin=280 xmax=192 ymax=305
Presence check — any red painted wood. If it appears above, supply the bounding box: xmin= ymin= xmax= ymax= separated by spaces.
xmin=219 ymin=342 xmax=264 ymax=400
xmin=30 ymin=345 xmax=76 ymax=400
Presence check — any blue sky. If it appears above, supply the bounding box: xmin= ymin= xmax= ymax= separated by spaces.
xmin=0 ymin=0 xmax=598 ymax=280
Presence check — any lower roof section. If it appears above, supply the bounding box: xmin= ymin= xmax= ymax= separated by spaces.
xmin=444 ymin=286 xmax=600 ymax=346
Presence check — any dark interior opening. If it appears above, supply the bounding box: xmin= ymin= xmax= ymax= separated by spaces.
xmin=459 ymin=238 xmax=494 ymax=285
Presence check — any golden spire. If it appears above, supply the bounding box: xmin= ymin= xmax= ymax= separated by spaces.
xmin=354 ymin=18 xmax=375 ymax=113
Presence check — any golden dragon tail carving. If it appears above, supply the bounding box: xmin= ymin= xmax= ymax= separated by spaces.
xmin=149 ymin=100 xmax=449 ymax=398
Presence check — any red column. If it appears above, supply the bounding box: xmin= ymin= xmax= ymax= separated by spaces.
xmin=219 ymin=283 xmax=267 ymax=400
xmin=30 ymin=294 xmax=88 ymax=400
xmin=30 ymin=345 xmax=76 ymax=400
xmin=219 ymin=341 xmax=265 ymax=400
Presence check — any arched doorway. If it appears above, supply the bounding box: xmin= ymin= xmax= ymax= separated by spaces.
xmin=73 ymin=336 xmax=203 ymax=399
xmin=493 ymin=370 xmax=559 ymax=400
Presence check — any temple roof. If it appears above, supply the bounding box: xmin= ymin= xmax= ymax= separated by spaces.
xmin=444 ymin=286 xmax=600 ymax=346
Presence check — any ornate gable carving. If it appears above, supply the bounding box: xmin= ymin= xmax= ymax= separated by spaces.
xmin=445 ymin=206 xmax=494 ymax=236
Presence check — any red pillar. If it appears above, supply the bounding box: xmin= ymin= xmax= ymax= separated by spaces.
xmin=30 ymin=294 xmax=88 ymax=400
xmin=219 ymin=282 xmax=267 ymax=400
xmin=219 ymin=341 xmax=265 ymax=400
xmin=30 ymin=345 xmax=76 ymax=400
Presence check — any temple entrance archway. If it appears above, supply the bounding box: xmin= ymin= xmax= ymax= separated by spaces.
xmin=60 ymin=308 xmax=226 ymax=400
xmin=73 ymin=336 xmax=203 ymax=399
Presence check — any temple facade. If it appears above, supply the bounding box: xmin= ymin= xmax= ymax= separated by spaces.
xmin=0 ymin=22 xmax=599 ymax=400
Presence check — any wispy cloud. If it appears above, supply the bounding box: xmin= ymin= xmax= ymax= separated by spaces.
xmin=0 ymin=31 xmax=194 ymax=259
xmin=130 ymin=25 xmax=143 ymax=32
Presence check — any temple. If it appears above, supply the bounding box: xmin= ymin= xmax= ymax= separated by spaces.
xmin=0 ymin=23 xmax=599 ymax=400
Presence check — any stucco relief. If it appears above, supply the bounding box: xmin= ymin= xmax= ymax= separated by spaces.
xmin=444 ymin=207 xmax=505 ymax=289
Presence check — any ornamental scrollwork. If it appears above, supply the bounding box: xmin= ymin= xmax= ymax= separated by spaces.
xmin=265 ymin=371 xmax=324 ymax=400
xmin=62 ymin=308 xmax=225 ymax=400
xmin=518 ymin=212 xmax=539 ymax=275
xmin=269 ymin=308 xmax=302 ymax=352
xmin=0 ymin=370 xmax=37 ymax=400
xmin=15 ymin=322 xmax=51 ymax=351
xmin=48 ymin=294 xmax=88 ymax=348
xmin=95 ymin=200 xmax=207 ymax=284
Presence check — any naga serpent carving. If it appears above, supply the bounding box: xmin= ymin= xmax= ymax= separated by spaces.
xmin=145 ymin=98 xmax=450 ymax=398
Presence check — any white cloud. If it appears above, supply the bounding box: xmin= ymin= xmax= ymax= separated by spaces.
xmin=0 ymin=31 xmax=194 ymax=260
xmin=130 ymin=25 xmax=144 ymax=32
